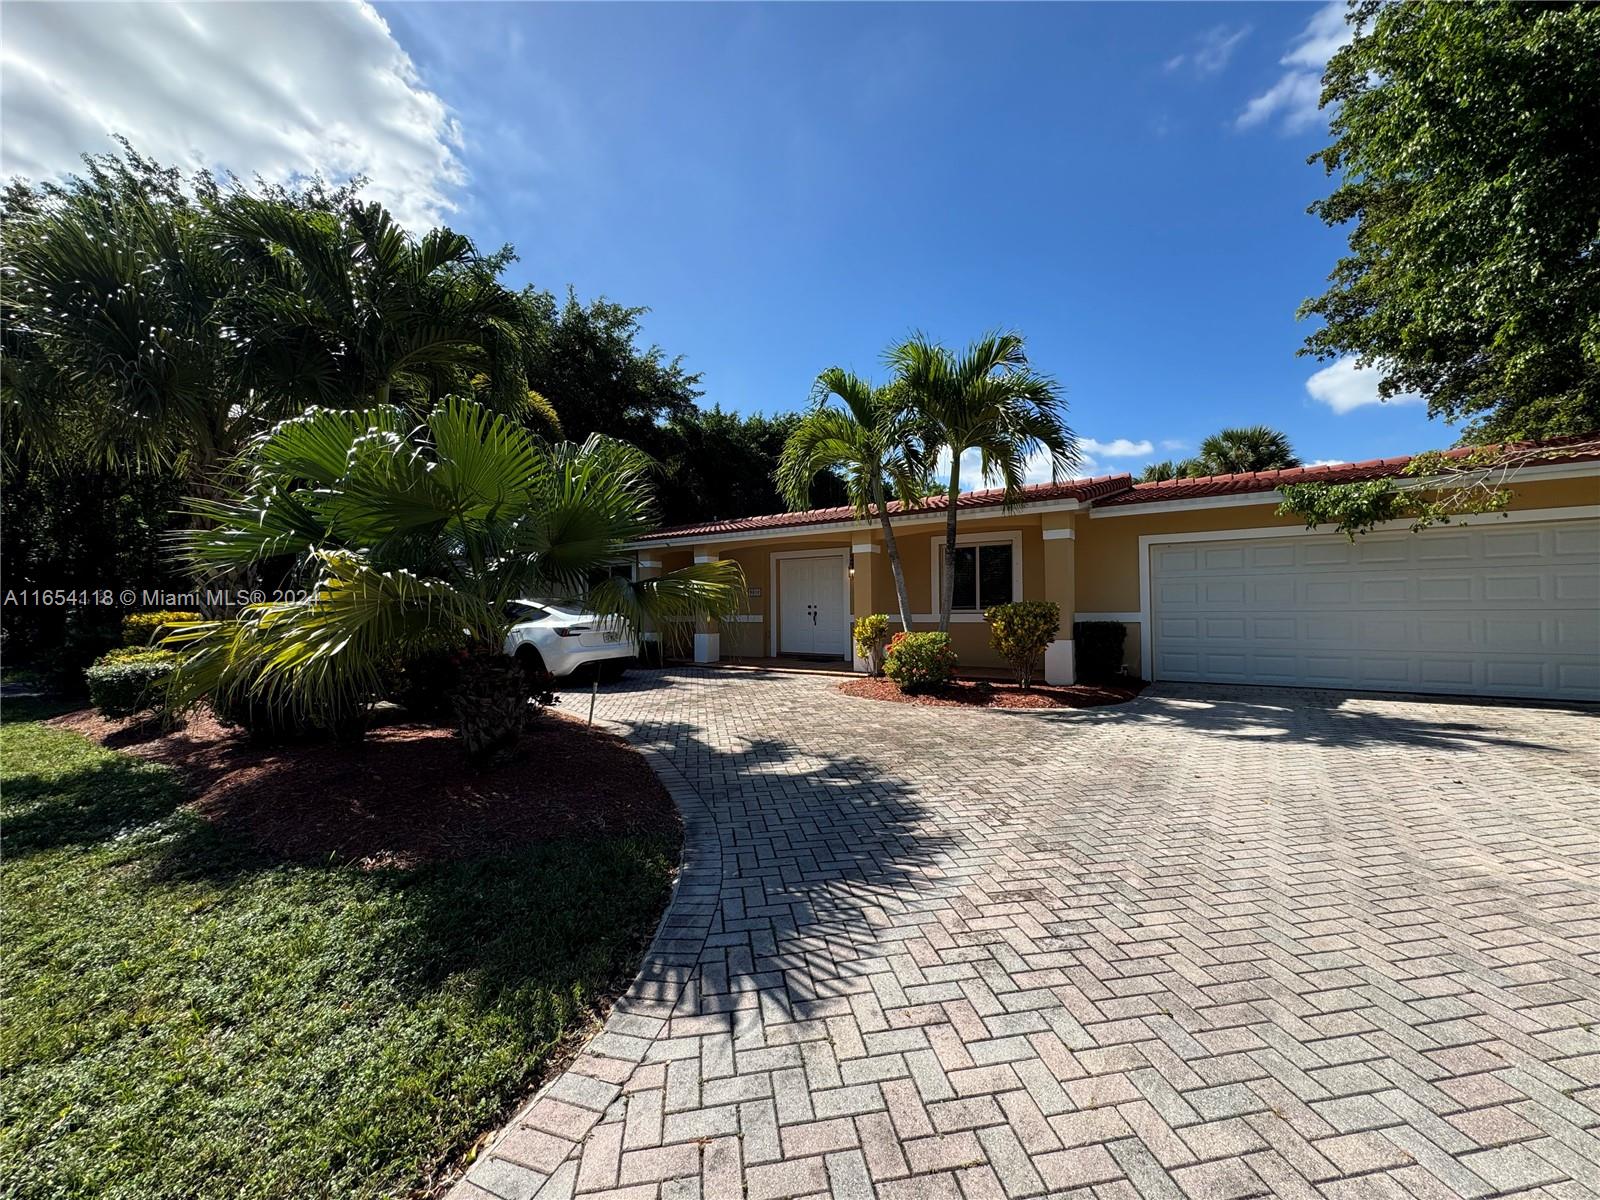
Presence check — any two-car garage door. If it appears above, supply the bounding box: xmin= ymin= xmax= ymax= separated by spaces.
xmin=1148 ymin=517 xmax=1600 ymax=702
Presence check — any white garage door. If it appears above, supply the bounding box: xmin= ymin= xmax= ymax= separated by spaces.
xmin=1149 ymin=517 xmax=1600 ymax=701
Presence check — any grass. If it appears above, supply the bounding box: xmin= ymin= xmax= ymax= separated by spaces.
xmin=0 ymin=699 xmax=677 ymax=1200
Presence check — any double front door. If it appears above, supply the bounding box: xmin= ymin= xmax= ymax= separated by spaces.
xmin=779 ymin=554 xmax=848 ymax=658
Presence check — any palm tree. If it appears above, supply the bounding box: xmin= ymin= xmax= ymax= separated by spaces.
xmin=1195 ymin=426 xmax=1300 ymax=474
xmin=1139 ymin=458 xmax=1204 ymax=482
xmin=164 ymin=398 xmax=744 ymax=760
xmin=777 ymin=369 xmax=927 ymax=633
xmin=887 ymin=332 xmax=1076 ymax=632
xmin=216 ymin=198 xmax=531 ymax=418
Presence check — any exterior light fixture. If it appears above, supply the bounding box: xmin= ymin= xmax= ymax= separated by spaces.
xmin=848 ymin=551 xmax=856 ymax=576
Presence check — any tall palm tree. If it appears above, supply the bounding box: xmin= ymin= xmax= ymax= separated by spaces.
xmin=164 ymin=397 xmax=744 ymax=760
xmin=1139 ymin=458 xmax=1204 ymax=482
xmin=777 ymin=369 xmax=927 ymax=633
xmin=1195 ymin=426 xmax=1300 ymax=474
xmin=887 ymin=332 xmax=1076 ymax=632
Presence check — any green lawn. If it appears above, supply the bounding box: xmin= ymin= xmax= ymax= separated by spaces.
xmin=0 ymin=700 xmax=676 ymax=1200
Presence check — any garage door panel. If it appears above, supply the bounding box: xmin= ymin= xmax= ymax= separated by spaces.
xmin=1148 ymin=519 xmax=1600 ymax=701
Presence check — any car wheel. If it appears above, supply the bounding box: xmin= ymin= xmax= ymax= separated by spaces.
xmin=515 ymin=645 xmax=550 ymax=684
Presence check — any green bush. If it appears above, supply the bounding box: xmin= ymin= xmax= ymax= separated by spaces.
xmin=1074 ymin=620 xmax=1127 ymax=681
xmin=852 ymin=614 xmax=891 ymax=675
xmin=985 ymin=600 xmax=1059 ymax=690
xmin=883 ymin=631 xmax=957 ymax=693
xmin=121 ymin=610 xmax=202 ymax=646
xmin=85 ymin=648 xmax=178 ymax=716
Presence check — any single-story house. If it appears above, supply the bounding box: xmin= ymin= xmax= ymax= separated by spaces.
xmin=630 ymin=443 xmax=1600 ymax=703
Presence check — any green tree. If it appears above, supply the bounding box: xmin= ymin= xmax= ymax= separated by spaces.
xmin=1139 ymin=458 xmax=1203 ymax=483
xmin=656 ymin=405 xmax=846 ymax=526
xmin=1195 ymin=426 xmax=1300 ymax=474
xmin=1301 ymin=1 xmax=1600 ymax=441
xmin=165 ymin=398 xmax=744 ymax=760
xmin=887 ymin=332 xmax=1075 ymax=632
xmin=777 ymin=370 xmax=927 ymax=632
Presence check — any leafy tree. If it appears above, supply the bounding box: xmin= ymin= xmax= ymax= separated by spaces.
xmin=888 ymin=332 xmax=1075 ymax=632
xmin=165 ymin=399 xmax=744 ymax=760
xmin=655 ymin=405 xmax=846 ymax=527
xmin=1140 ymin=458 xmax=1204 ymax=483
xmin=1301 ymin=1 xmax=1600 ymax=441
xmin=777 ymin=370 xmax=927 ymax=632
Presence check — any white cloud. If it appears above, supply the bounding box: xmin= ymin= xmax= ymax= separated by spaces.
xmin=1159 ymin=438 xmax=1188 ymax=452
xmin=1165 ymin=24 xmax=1252 ymax=78
xmin=1307 ymin=459 xmax=1347 ymax=467
xmin=1305 ymin=357 xmax=1423 ymax=415
xmin=1080 ymin=437 xmax=1154 ymax=458
xmin=1236 ymin=1 xmax=1352 ymax=134
xmin=0 ymin=1 xmax=464 ymax=230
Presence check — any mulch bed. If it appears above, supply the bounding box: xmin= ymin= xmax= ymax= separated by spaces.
xmin=839 ymin=676 xmax=1147 ymax=710
xmin=51 ymin=706 xmax=678 ymax=871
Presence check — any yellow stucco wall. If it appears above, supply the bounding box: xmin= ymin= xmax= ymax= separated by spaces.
xmin=642 ymin=469 xmax=1597 ymax=676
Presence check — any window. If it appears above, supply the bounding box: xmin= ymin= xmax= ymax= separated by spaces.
xmin=950 ymin=542 xmax=1014 ymax=610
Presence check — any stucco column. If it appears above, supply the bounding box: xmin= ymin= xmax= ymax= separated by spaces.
xmin=1040 ymin=513 xmax=1077 ymax=684
xmin=691 ymin=546 xmax=721 ymax=664
xmin=849 ymin=538 xmax=882 ymax=673
xmin=635 ymin=552 xmax=663 ymax=666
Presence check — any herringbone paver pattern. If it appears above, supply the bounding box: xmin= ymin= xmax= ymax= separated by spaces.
xmin=453 ymin=669 xmax=1600 ymax=1200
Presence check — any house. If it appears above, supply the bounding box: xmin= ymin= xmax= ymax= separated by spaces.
xmin=632 ymin=444 xmax=1600 ymax=703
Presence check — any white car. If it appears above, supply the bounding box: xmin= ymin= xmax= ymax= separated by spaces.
xmin=503 ymin=599 xmax=638 ymax=681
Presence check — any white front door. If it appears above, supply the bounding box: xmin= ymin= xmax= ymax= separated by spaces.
xmin=1148 ymin=518 xmax=1600 ymax=701
xmin=779 ymin=555 xmax=848 ymax=657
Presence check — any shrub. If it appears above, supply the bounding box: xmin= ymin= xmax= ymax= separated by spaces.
xmin=122 ymin=610 xmax=202 ymax=646
xmin=85 ymin=648 xmax=178 ymax=716
xmin=852 ymin=614 xmax=891 ymax=675
xmin=985 ymin=600 xmax=1059 ymax=691
xmin=883 ymin=631 xmax=957 ymax=693
xmin=1074 ymin=620 xmax=1127 ymax=681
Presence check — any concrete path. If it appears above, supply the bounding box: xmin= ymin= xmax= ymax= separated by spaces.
xmin=454 ymin=668 xmax=1600 ymax=1200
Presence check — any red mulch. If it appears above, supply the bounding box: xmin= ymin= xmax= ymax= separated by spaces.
xmin=50 ymin=706 xmax=679 ymax=871
xmin=838 ymin=676 xmax=1147 ymax=710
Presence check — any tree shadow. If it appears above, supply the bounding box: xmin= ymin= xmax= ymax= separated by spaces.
xmin=3 ymin=753 xmax=190 ymax=854
xmin=1029 ymin=682 xmax=1576 ymax=753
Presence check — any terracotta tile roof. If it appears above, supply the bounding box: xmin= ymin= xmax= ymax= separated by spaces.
xmin=639 ymin=473 xmax=1135 ymax=542
xmin=1094 ymin=438 xmax=1600 ymax=507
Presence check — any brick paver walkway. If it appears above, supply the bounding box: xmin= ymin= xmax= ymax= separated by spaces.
xmin=455 ymin=669 xmax=1600 ymax=1200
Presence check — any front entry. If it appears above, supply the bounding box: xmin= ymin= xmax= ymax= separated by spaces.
xmin=778 ymin=554 xmax=849 ymax=658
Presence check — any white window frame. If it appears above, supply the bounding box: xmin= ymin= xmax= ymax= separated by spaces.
xmin=928 ymin=531 xmax=1024 ymax=620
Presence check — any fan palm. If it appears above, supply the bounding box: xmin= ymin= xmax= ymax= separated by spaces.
xmin=1195 ymin=426 xmax=1300 ymax=474
xmin=163 ymin=397 xmax=744 ymax=760
xmin=1139 ymin=458 xmax=1205 ymax=482
xmin=777 ymin=369 xmax=927 ymax=633
xmin=886 ymin=332 xmax=1076 ymax=632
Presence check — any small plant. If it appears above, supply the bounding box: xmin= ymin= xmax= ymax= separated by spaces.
xmin=1074 ymin=620 xmax=1127 ymax=681
xmin=122 ymin=610 xmax=202 ymax=646
xmin=985 ymin=600 xmax=1059 ymax=691
xmin=85 ymin=647 xmax=179 ymax=716
xmin=852 ymin=614 xmax=891 ymax=676
xmin=883 ymin=631 xmax=957 ymax=693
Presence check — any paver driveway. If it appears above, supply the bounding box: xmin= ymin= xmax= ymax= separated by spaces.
xmin=455 ymin=668 xmax=1600 ymax=1200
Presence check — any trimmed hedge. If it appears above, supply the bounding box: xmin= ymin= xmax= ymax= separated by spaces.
xmin=86 ymin=647 xmax=178 ymax=716
xmin=985 ymin=600 xmax=1059 ymax=691
xmin=121 ymin=610 xmax=202 ymax=646
xmin=852 ymin=614 xmax=891 ymax=675
xmin=883 ymin=631 xmax=957 ymax=693
xmin=1073 ymin=620 xmax=1127 ymax=681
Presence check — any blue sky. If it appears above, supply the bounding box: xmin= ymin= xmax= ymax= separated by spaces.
xmin=381 ymin=0 xmax=1441 ymax=479
xmin=3 ymin=1 xmax=1446 ymax=482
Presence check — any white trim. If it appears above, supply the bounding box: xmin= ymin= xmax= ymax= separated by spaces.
xmin=637 ymin=558 xmax=663 ymax=569
xmin=1136 ymin=504 xmax=1600 ymax=680
xmin=630 ymin=496 xmax=1089 ymax=550
xmin=1044 ymin=638 xmax=1075 ymax=686
xmin=1092 ymin=459 xmax=1598 ymax=520
xmin=693 ymin=554 xmax=718 ymax=564
xmin=724 ymin=614 xmax=763 ymax=623
xmin=1076 ymin=611 xmax=1141 ymax=623
xmin=909 ymin=612 xmax=988 ymax=624
xmin=1094 ymin=490 xmax=1286 ymax=518
xmin=1041 ymin=527 xmax=1076 ymax=541
xmin=851 ymin=542 xmax=878 ymax=553
xmin=768 ymin=548 xmax=851 ymax=657
xmin=928 ymin=530 xmax=1025 ymax=615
